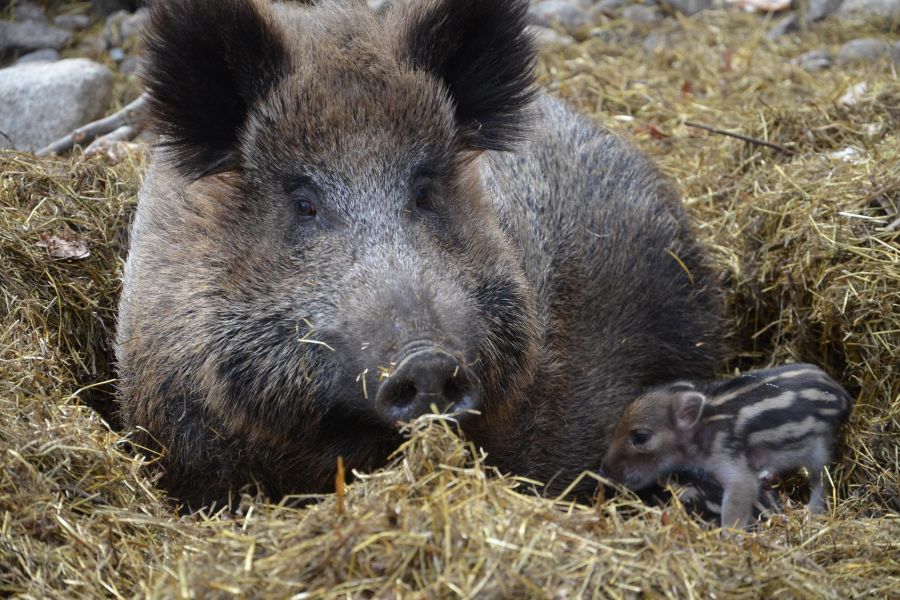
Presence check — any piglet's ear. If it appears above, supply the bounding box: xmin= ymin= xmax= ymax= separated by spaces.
xmin=401 ymin=0 xmax=536 ymax=151
xmin=142 ymin=0 xmax=290 ymax=179
xmin=674 ymin=392 xmax=706 ymax=431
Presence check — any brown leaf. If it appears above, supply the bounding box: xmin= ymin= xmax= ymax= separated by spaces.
xmin=634 ymin=124 xmax=670 ymax=140
xmin=36 ymin=234 xmax=90 ymax=260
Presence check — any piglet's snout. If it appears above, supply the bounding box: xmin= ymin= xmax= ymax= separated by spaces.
xmin=375 ymin=349 xmax=480 ymax=423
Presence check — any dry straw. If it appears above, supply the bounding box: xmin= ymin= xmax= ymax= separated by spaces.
xmin=1 ymin=10 xmax=898 ymax=599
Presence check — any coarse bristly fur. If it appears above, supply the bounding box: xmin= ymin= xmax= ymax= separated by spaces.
xmin=117 ymin=0 xmax=726 ymax=510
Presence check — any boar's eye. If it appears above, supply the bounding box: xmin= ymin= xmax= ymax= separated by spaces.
xmin=630 ymin=429 xmax=652 ymax=446
xmin=290 ymin=183 xmax=319 ymax=221
xmin=296 ymin=199 xmax=317 ymax=218
xmin=413 ymin=183 xmax=435 ymax=212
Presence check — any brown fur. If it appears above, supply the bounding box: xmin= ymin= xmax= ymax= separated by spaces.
xmin=117 ymin=0 xmax=724 ymax=508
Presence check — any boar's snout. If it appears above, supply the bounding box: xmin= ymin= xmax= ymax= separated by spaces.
xmin=375 ymin=349 xmax=480 ymax=423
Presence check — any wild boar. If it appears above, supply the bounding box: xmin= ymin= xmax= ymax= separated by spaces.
xmin=115 ymin=0 xmax=724 ymax=508
xmin=602 ymin=363 xmax=853 ymax=529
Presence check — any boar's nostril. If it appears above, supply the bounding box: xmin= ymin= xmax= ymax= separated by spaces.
xmin=443 ymin=378 xmax=465 ymax=404
xmin=375 ymin=349 xmax=480 ymax=424
xmin=393 ymin=381 xmax=418 ymax=408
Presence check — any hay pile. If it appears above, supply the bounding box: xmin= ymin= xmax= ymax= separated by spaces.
xmin=2 ymin=10 xmax=899 ymax=599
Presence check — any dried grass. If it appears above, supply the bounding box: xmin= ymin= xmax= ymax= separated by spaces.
xmin=1 ymin=10 xmax=898 ymax=599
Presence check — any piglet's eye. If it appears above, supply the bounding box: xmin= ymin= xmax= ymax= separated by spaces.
xmin=630 ymin=430 xmax=651 ymax=446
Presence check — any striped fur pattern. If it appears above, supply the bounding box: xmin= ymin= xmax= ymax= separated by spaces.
xmin=603 ymin=363 xmax=853 ymax=529
xmin=636 ymin=466 xmax=783 ymax=526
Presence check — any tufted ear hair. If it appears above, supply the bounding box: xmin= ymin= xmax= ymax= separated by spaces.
xmin=399 ymin=0 xmax=536 ymax=152
xmin=673 ymin=391 xmax=706 ymax=432
xmin=141 ymin=0 xmax=291 ymax=179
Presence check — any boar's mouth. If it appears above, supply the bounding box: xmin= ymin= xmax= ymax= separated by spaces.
xmin=373 ymin=346 xmax=481 ymax=425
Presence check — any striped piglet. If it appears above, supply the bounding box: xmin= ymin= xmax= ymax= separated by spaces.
xmin=602 ymin=363 xmax=853 ymax=529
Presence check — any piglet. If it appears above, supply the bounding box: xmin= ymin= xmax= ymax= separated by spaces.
xmin=602 ymin=363 xmax=853 ymax=529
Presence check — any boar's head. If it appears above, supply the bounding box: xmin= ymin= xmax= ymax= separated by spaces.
xmin=117 ymin=0 xmax=542 ymax=502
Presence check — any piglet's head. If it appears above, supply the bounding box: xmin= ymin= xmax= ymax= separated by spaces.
xmin=602 ymin=385 xmax=707 ymax=490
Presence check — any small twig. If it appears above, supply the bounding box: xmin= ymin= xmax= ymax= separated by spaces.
xmin=684 ymin=120 xmax=795 ymax=155
xmin=335 ymin=456 xmax=346 ymax=516
xmin=84 ymin=125 xmax=139 ymax=156
xmin=884 ymin=216 xmax=900 ymax=232
xmin=37 ymin=93 xmax=149 ymax=157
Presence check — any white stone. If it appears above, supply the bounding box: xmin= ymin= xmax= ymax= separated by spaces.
xmin=838 ymin=0 xmax=900 ymax=19
xmin=530 ymin=1 xmax=592 ymax=35
xmin=667 ymin=0 xmax=714 ymax=16
xmin=14 ymin=49 xmax=61 ymax=65
xmin=791 ymin=49 xmax=832 ymax=72
xmin=527 ymin=25 xmax=576 ymax=48
xmin=0 ymin=59 xmax=113 ymax=152
xmin=0 ymin=20 xmax=72 ymax=58
xmin=836 ymin=38 xmax=895 ymax=65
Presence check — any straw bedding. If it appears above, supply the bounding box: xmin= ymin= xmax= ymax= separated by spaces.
xmin=1 ymin=10 xmax=898 ymax=599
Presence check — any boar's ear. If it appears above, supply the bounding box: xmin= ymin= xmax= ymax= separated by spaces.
xmin=674 ymin=392 xmax=706 ymax=431
xmin=401 ymin=0 xmax=536 ymax=151
xmin=142 ymin=0 xmax=290 ymax=179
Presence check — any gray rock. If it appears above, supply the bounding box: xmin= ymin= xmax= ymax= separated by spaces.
xmin=836 ymin=38 xmax=894 ymax=64
xmin=807 ymin=0 xmax=845 ymax=21
xmin=838 ymin=0 xmax=900 ymax=19
xmin=767 ymin=14 xmax=798 ymax=39
xmin=622 ymin=4 xmax=662 ymax=21
xmin=768 ymin=0 xmax=843 ymax=38
xmin=92 ymin=0 xmax=140 ymax=17
xmin=12 ymin=1 xmax=47 ymax=23
xmin=76 ymin=35 xmax=107 ymax=59
xmin=594 ymin=0 xmax=629 ymax=12
xmin=791 ymin=49 xmax=833 ymax=71
xmin=103 ymin=8 xmax=148 ymax=48
xmin=0 ymin=58 xmax=113 ymax=152
xmin=589 ymin=25 xmax=637 ymax=45
xmin=109 ymin=47 xmax=126 ymax=62
xmin=120 ymin=8 xmax=149 ymax=42
xmin=643 ymin=31 xmax=673 ymax=52
xmin=527 ymin=24 xmax=576 ymax=47
xmin=103 ymin=9 xmax=131 ymax=48
xmin=666 ymin=0 xmax=713 ymax=16
xmin=0 ymin=20 xmax=72 ymax=59
xmin=120 ymin=56 xmax=141 ymax=76
xmin=530 ymin=1 xmax=592 ymax=34
xmin=54 ymin=14 xmax=93 ymax=32
xmin=14 ymin=48 xmax=60 ymax=65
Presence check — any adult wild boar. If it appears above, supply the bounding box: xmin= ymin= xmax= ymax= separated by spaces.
xmin=116 ymin=0 xmax=723 ymax=508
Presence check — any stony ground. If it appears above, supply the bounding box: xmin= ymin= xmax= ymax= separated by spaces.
xmin=1 ymin=0 xmax=898 ymax=153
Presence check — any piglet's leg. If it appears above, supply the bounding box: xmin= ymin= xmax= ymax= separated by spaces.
xmin=808 ymin=468 xmax=828 ymax=515
xmin=719 ymin=468 xmax=759 ymax=530
xmin=807 ymin=439 xmax=834 ymax=515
